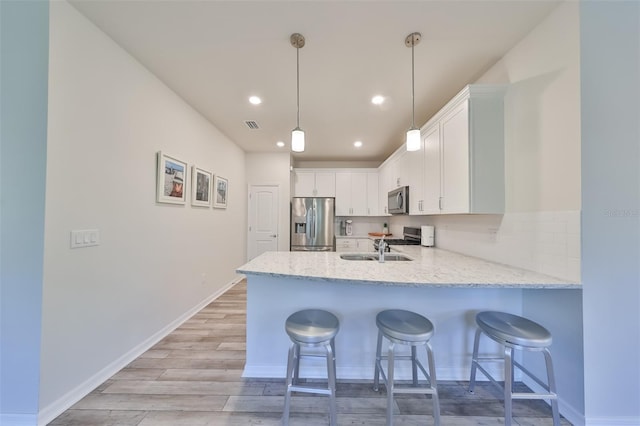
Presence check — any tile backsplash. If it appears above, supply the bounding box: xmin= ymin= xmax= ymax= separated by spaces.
xmin=391 ymin=211 xmax=581 ymax=282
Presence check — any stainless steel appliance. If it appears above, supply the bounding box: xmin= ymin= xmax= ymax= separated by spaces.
xmin=388 ymin=186 xmax=409 ymax=214
xmin=374 ymin=226 xmax=422 ymax=252
xmin=291 ymin=197 xmax=336 ymax=251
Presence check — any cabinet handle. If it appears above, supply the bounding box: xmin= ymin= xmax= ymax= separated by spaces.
xmin=439 ymin=197 xmax=443 ymax=210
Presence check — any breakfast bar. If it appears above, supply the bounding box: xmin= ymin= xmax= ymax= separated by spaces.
xmin=237 ymin=247 xmax=581 ymax=384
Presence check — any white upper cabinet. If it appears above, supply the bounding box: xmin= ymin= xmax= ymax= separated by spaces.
xmin=415 ymin=84 xmax=506 ymax=215
xmin=293 ymin=170 xmax=336 ymax=197
xmin=407 ymin=137 xmax=425 ymax=214
xmin=422 ymin=122 xmax=441 ymax=214
xmin=366 ymin=172 xmax=379 ymax=216
xmin=335 ymin=170 xmax=376 ymax=216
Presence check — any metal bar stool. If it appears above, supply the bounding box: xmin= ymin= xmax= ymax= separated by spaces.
xmin=468 ymin=311 xmax=560 ymax=426
xmin=283 ymin=309 xmax=340 ymax=426
xmin=373 ymin=309 xmax=440 ymax=426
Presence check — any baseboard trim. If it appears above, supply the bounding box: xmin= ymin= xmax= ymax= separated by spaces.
xmin=37 ymin=277 xmax=242 ymax=426
xmin=242 ymin=364 xmax=505 ymax=381
xmin=585 ymin=417 xmax=640 ymax=426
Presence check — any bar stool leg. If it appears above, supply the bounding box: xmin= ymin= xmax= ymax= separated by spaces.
xmin=324 ymin=340 xmax=337 ymax=426
xmin=411 ymin=346 xmax=418 ymax=386
xmin=426 ymin=342 xmax=440 ymax=426
xmin=386 ymin=342 xmax=395 ymax=426
xmin=503 ymin=346 xmax=513 ymax=426
xmin=283 ymin=342 xmax=297 ymax=426
xmin=292 ymin=343 xmax=300 ymax=385
xmin=373 ymin=330 xmax=383 ymax=391
xmin=468 ymin=327 xmax=482 ymax=393
xmin=543 ymin=348 xmax=561 ymax=426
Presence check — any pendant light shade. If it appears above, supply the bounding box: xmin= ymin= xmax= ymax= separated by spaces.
xmin=405 ymin=32 xmax=422 ymax=152
xmin=406 ymin=128 xmax=421 ymax=151
xmin=291 ymin=127 xmax=305 ymax=152
xmin=291 ymin=33 xmax=305 ymax=153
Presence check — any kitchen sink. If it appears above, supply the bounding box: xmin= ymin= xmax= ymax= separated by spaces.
xmin=339 ymin=254 xmax=378 ymax=261
xmin=339 ymin=253 xmax=412 ymax=262
xmin=382 ymin=253 xmax=413 ymax=261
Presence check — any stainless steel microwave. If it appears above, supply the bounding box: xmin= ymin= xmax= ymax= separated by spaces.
xmin=388 ymin=186 xmax=409 ymax=214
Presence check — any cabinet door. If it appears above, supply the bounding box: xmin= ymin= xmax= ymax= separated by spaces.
xmin=293 ymin=171 xmax=316 ymax=197
xmin=441 ymin=100 xmax=470 ymax=214
xmin=314 ymin=172 xmax=336 ymax=197
xmin=378 ymin=164 xmax=391 ymax=215
xmin=366 ymin=172 xmax=379 ymax=216
xmin=334 ymin=172 xmax=352 ymax=216
xmin=350 ymin=173 xmax=368 ymax=216
xmin=393 ymin=151 xmax=409 ymax=188
xmin=422 ymin=123 xmax=441 ymax=214
xmin=407 ymin=138 xmax=425 ymax=214
xmin=335 ymin=238 xmax=356 ymax=252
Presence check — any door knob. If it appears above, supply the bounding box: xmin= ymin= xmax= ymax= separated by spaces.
xmin=270 ymin=234 xmax=277 ymax=238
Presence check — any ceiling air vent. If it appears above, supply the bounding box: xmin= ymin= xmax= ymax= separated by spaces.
xmin=244 ymin=120 xmax=260 ymax=129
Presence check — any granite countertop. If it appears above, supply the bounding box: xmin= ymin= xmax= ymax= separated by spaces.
xmin=236 ymin=247 xmax=581 ymax=289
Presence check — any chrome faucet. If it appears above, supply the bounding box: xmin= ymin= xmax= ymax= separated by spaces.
xmin=378 ymin=235 xmax=387 ymax=263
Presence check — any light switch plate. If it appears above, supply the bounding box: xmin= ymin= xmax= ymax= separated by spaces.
xmin=71 ymin=229 xmax=100 ymax=248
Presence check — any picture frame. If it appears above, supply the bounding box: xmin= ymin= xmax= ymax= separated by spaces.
xmin=213 ymin=175 xmax=228 ymax=209
xmin=156 ymin=151 xmax=187 ymax=204
xmin=191 ymin=166 xmax=212 ymax=207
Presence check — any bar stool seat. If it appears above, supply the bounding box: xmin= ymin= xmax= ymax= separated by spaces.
xmin=373 ymin=309 xmax=440 ymax=426
xmin=283 ymin=309 xmax=339 ymax=426
xmin=469 ymin=311 xmax=560 ymax=426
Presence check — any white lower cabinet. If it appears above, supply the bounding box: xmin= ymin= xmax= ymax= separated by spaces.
xmin=335 ymin=237 xmax=372 ymax=252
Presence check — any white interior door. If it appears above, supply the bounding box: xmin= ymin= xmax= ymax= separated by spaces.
xmin=248 ymin=185 xmax=279 ymax=261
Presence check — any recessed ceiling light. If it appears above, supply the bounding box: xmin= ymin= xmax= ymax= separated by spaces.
xmin=249 ymin=96 xmax=262 ymax=105
xmin=371 ymin=95 xmax=385 ymax=105
xmin=276 ymin=141 xmax=285 ymax=148
xmin=354 ymin=141 xmax=363 ymax=148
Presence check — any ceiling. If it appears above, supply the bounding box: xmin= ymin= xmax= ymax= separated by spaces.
xmin=69 ymin=0 xmax=559 ymax=163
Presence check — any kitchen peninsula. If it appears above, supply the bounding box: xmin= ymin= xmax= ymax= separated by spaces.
xmin=236 ymin=248 xmax=580 ymax=381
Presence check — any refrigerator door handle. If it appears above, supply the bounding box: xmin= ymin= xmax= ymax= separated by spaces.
xmin=306 ymin=207 xmax=313 ymax=240
xmin=310 ymin=206 xmax=316 ymax=239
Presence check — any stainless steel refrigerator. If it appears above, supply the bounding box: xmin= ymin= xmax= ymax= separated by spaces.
xmin=290 ymin=197 xmax=335 ymax=251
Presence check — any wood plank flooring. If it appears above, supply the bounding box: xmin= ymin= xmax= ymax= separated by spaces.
xmin=50 ymin=280 xmax=571 ymax=425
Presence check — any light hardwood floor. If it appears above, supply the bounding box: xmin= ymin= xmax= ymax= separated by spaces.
xmin=50 ymin=280 xmax=570 ymax=425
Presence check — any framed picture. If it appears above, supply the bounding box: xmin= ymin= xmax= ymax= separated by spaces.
xmin=156 ymin=151 xmax=187 ymax=204
xmin=191 ymin=166 xmax=212 ymax=207
xmin=213 ymin=175 xmax=228 ymax=209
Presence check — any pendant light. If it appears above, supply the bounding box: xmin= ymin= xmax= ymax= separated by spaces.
xmin=291 ymin=33 xmax=305 ymax=153
xmin=405 ymin=32 xmax=421 ymax=152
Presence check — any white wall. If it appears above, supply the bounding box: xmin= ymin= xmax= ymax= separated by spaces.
xmin=581 ymin=2 xmax=640 ymax=424
xmin=245 ymin=153 xmax=291 ymax=252
xmin=0 ymin=2 xmax=49 ymax=424
xmin=39 ymin=2 xmax=247 ymax=422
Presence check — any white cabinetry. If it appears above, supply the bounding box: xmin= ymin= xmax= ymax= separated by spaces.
xmin=335 ymin=237 xmax=373 ymax=252
xmin=422 ymin=123 xmax=441 ymax=214
xmin=293 ymin=170 xmax=335 ymax=197
xmin=416 ymin=85 xmax=506 ymax=214
xmin=334 ymin=170 xmax=378 ymax=216
xmin=366 ymin=172 xmax=379 ymax=216
xmin=407 ymin=138 xmax=425 ymax=214
xmin=378 ymin=150 xmax=408 ymax=215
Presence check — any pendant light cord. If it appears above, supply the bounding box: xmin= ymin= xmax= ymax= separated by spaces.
xmin=411 ymin=40 xmax=415 ymax=129
xmin=296 ymin=43 xmax=300 ymax=128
